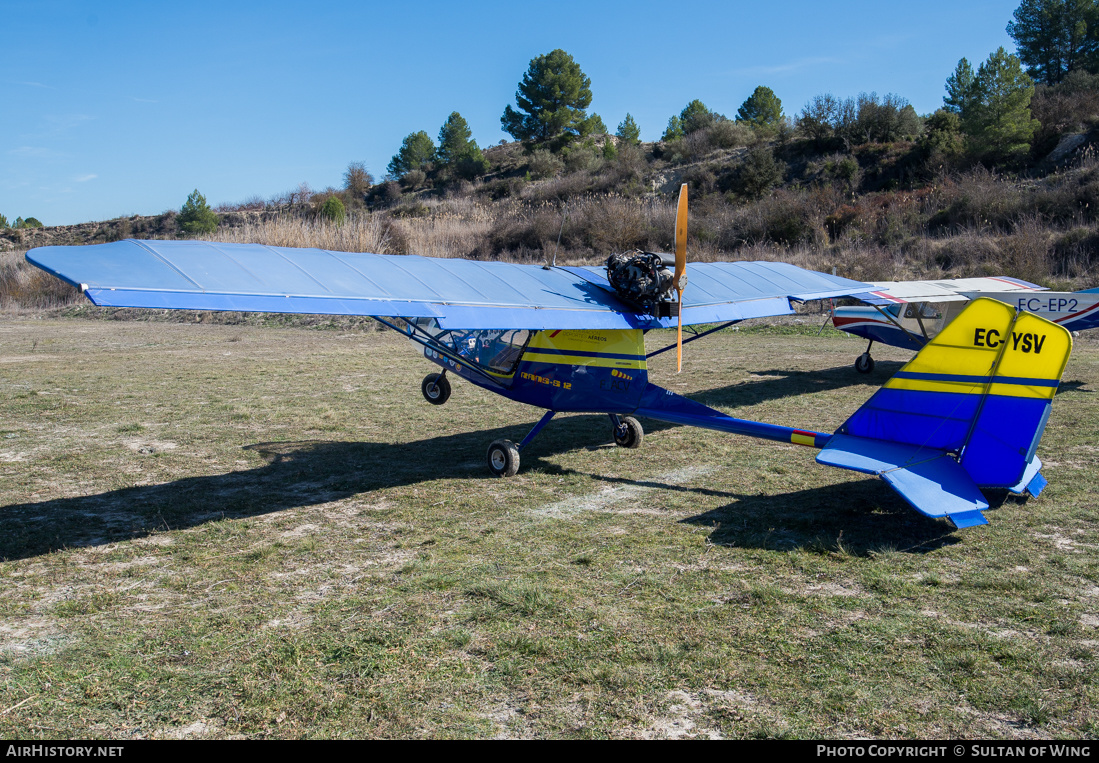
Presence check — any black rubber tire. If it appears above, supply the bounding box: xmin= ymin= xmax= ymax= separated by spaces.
xmin=613 ymin=416 xmax=644 ymax=449
xmin=854 ymin=353 xmax=875 ymax=374
xmin=421 ymin=373 xmax=452 ymax=405
xmin=486 ymin=439 xmax=520 ymax=477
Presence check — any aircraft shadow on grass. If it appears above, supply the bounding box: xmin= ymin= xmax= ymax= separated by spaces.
xmin=0 ymin=364 xmax=1002 ymax=561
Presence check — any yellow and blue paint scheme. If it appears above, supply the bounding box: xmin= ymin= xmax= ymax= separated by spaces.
xmin=820 ymin=298 xmax=1072 ymax=526
xmin=426 ymin=328 xmax=650 ymax=412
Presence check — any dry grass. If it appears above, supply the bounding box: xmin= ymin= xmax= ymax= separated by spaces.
xmin=208 ymin=215 xmax=394 ymax=254
xmin=0 ymin=251 xmax=82 ymax=310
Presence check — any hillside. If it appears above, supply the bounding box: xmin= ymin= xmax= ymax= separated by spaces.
xmin=5 ymin=126 xmax=1099 ymax=314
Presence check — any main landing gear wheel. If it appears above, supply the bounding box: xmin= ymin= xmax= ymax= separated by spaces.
xmin=854 ymin=352 xmax=875 ymax=374
xmin=421 ymin=373 xmax=451 ymax=405
xmin=613 ymin=416 xmax=644 ymax=449
xmin=487 ymin=439 xmax=520 ymax=477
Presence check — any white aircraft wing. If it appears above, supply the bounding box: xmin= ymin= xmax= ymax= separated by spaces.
xmin=852 ymin=277 xmax=1045 ymax=305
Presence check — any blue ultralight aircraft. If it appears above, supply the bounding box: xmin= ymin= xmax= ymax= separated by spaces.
xmin=25 ymin=187 xmax=1073 ymax=529
xmin=832 ymin=277 xmax=1098 ymax=373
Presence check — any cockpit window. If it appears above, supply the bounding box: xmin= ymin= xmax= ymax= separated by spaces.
xmin=451 ymin=329 xmax=531 ymax=375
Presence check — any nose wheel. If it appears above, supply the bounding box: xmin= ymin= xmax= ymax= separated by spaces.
xmin=854 ymin=340 xmax=875 ymax=374
xmin=421 ymin=372 xmax=451 ymax=404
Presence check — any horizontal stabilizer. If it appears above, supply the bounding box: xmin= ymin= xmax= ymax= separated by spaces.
xmin=817 ymin=434 xmax=989 ymax=527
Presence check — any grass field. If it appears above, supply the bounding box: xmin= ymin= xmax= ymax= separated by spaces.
xmin=0 ymin=316 xmax=1097 ymax=739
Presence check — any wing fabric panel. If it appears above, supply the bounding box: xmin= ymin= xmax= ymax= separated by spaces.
xmin=27 ymin=240 xmax=870 ymax=330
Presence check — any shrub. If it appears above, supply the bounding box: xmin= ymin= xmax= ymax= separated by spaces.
xmin=824 ymin=154 xmax=861 ymax=190
xmin=528 ymin=149 xmax=564 ymax=179
xmin=319 ymin=195 xmax=346 ymax=224
xmin=400 ymin=169 xmax=427 ymax=190
xmin=343 ymin=161 xmax=373 ymax=205
xmin=732 ymin=146 xmax=786 ymax=198
xmin=1031 ymin=71 xmax=1099 ymax=155
xmin=575 ymin=196 xmax=648 ymax=253
xmin=707 ymin=120 xmax=752 ymax=149
xmin=1052 ymin=225 xmax=1099 ymax=276
xmin=562 ymin=142 xmax=602 ymax=173
xmin=682 ymin=165 xmax=717 ymax=195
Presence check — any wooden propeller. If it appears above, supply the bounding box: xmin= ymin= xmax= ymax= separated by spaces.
xmin=674 ymin=184 xmax=688 ymax=372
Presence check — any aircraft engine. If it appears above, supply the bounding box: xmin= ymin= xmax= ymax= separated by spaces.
xmin=605 ymin=250 xmax=678 ymax=316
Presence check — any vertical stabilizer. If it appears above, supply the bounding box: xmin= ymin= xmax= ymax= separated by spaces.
xmin=817 ymin=299 xmax=1072 ymax=528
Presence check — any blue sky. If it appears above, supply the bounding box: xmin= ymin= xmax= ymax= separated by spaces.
xmin=3 ymin=0 xmax=1022 ymax=225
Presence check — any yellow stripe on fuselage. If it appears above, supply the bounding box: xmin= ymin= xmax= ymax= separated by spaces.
xmin=524 ymin=329 xmax=647 ymax=370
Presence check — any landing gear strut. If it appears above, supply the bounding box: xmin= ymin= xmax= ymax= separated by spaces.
xmin=854 ymin=341 xmax=875 ymax=374
xmin=485 ymin=411 xmax=556 ymax=477
xmin=485 ymin=410 xmax=648 ymax=477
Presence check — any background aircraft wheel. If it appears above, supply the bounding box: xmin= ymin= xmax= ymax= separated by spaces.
xmin=854 ymin=353 xmax=875 ymax=374
xmin=613 ymin=416 xmax=644 ymax=449
xmin=421 ymin=373 xmax=451 ymax=405
xmin=487 ymin=439 xmax=520 ymax=477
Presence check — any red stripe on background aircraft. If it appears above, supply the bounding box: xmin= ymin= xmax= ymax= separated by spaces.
xmin=26 ymin=187 xmax=1073 ymax=530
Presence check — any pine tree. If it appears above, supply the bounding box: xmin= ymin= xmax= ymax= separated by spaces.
xmin=1007 ymin=0 xmax=1099 ymax=84
xmin=678 ymin=99 xmax=718 ymax=134
xmin=970 ymin=48 xmax=1040 ymax=159
xmin=661 ymin=115 xmax=684 ymax=142
xmin=945 ymin=58 xmax=978 ymax=114
xmin=436 ymin=112 xmax=489 ymax=180
xmin=387 ymin=131 xmax=436 ymax=178
xmin=178 ymin=189 xmax=218 ymax=235
xmin=736 ymin=86 xmax=784 ymax=130
xmin=436 ymin=112 xmax=475 ymax=166
xmin=946 ymin=47 xmax=1040 ymax=161
xmin=616 ymin=114 xmax=641 ymax=145
xmin=501 ymin=49 xmax=593 ymax=149
xmin=579 ymin=113 xmax=608 ymax=136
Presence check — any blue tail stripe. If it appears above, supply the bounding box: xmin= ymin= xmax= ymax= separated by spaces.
xmin=843 ymin=388 xmax=979 ymax=452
